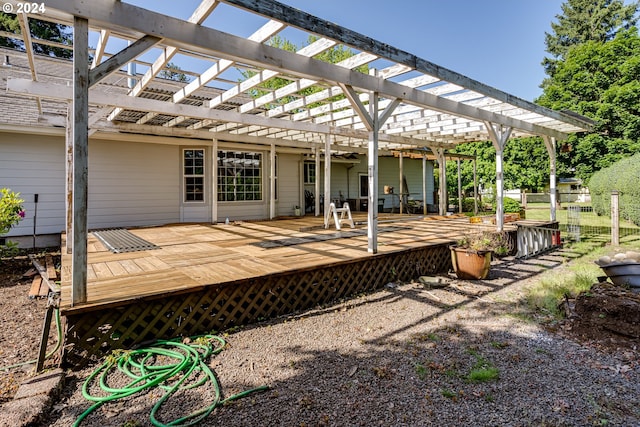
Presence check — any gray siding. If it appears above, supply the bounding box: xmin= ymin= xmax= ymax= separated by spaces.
xmin=88 ymin=140 xmax=180 ymax=228
xmin=0 ymin=133 xmax=65 ymax=236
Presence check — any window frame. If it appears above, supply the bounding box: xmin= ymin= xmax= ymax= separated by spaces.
xmin=303 ymin=162 xmax=316 ymax=185
xmin=183 ymin=148 xmax=205 ymax=203
xmin=217 ymin=150 xmax=263 ymax=202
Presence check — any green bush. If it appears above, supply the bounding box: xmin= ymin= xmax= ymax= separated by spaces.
xmin=493 ymin=197 xmax=521 ymax=213
xmin=589 ymin=152 xmax=640 ymax=224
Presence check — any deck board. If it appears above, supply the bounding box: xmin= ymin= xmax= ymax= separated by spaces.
xmin=60 ymin=215 xmax=519 ymax=314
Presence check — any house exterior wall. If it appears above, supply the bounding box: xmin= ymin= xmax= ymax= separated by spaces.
xmin=0 ymin=133 xmax=66 ymax=237
xmin=1 ymin=129 xmax=434 ymax=245
xmin=307 ymin=156 xmax=434 ymax=211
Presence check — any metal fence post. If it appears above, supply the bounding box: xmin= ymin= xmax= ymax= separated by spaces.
xmin=611 ymin=190 xmax=619 ymax=245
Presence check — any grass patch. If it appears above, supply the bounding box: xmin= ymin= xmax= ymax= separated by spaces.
xmin=414 ymin=363 xmax=428 ymax=380
xmin=440 ymin=389 xmax=457 ymax=399
xmin=466 ymin=357 xmax=499 ymax=383
xmin=524 ymin=240 xmax=639 ymax=317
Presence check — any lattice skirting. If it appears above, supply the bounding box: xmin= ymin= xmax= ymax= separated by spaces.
xmin=63 ymin=244 xmax=452 ymax=367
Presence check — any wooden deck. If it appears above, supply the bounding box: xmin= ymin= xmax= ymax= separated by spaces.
xmin=60 ymin=214 xmax=486 ymax=314
xmin=60 ymin=213 xmax=520 ymax=366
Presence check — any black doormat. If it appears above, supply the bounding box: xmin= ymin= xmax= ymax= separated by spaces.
xmin=92 ymin=228 xmax=159 ymax=253
xmin=255 ymin=226 xmax=408 ymax=249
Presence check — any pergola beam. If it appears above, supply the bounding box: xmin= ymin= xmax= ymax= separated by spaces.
xmin=8 ymin=78 xmax=453 ymax=150
xmin=107 ymin=0 xmax=218 ymax=122
xmin=16 ymin=13 xmax=41 ymax=114
xmin=89 ymin=35 xmax=160 ymax=87
xmin=220 ymin=0 xmax=592 ymax=132
xmin=44 ymin=0 xmax=583 ymax=140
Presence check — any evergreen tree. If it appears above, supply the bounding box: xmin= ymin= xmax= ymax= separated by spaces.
xmin=542 ymin=0 xmax=638 ymax=77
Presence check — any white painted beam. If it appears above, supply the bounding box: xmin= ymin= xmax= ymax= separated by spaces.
xmin=107 ymin=0 xmax=218 ymax=122
xmin=44 ymin=0 xmax=580 ymax=139
xmin=220 ymin=0 xmax=593 ymax=132
xmin=8 ymin=78 xmax=447 ymax=149
xmin=16 ymin=13 xmax=41 ymax=114
xmin=91 ymin=29 xmax=111 ymax=68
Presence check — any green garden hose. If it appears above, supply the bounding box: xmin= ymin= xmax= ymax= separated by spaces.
xmin=0 ymin=306 xmax=62 ymax=372
xmin=74 ymin=334 xmax=269 ymax=427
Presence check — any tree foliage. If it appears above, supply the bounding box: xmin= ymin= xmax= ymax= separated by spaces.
xmin=445 ymin=137 xmax=553 ymax=195
xmin=0 ymin=12 xmax=72 ymax=58
xmin=538 ymin=28 xmax=640 ymax=182
xmin=542 ymin=0 xmax=639 ymax=76
xmin=159 ymin=62 xmax=190 ymax=82
xmin=240 ymin=35 xmax=368 ymax=111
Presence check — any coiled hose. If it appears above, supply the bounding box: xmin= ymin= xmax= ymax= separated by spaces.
xmin=74 ymin=334 xmax=269 ymax=427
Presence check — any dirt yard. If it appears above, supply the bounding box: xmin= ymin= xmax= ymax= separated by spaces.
xmin=1 ymin=249 xmax=639 ymax=426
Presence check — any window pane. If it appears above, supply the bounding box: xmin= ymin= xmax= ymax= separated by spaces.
xmin=184 ymin=149 xmax=205 ymax=202
xmin=217 ymin=150 xmax=262 ymax=202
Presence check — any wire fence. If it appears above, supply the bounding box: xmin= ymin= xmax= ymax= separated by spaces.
xmin=560 ymin=202 xmax=640 ymax=243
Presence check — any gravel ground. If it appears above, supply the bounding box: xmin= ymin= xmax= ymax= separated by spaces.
xmin=38 ymin=251 xmax=640 ymax=427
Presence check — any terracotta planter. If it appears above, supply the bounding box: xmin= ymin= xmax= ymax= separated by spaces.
xmin=450 ymin=246 xmax=492 ymax=279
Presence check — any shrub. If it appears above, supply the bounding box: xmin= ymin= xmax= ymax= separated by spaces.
xmin=492 ymin=196 xmax=521 ymax=213
xmin=589 ymin=152 xmax=640 ymax=224
xmin=0 ymin=188 xmax=25 ymax=256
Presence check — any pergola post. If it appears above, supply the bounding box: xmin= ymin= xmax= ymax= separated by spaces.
xmin=65 ymin=103 xmax=72 ymax=254
xmin=314 ymin=146 xmax=320 ymax=216
xmin=457 ymin=159 xmax=462 ymax=214
xmin=422 ymin=155 xmax=428 ymax=216
xmin=543 ymin=136 xmax=557 ymax=222
xmin=324 ymin=134 xmax=332 ymax=227
xmin=71 ymin=17 xmax=89 ymax=305
xmin=398 ymin=151 xmax=404 ymax=214
xmin=269 ymin=144 xmax=276 ymax=219
xmin=211 ymin=138 xmax=218 ymax=223
xmin=473 ymin=158 xmax=478 ymax=215
xmin=485 ymin=122 xmax=512 ymax=232
xmin=432 ymin=147 xmax=447 ymax=215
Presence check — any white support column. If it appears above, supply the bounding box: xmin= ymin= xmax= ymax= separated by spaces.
xmin=65 ymin=104 xmax=72 ymax=254
xmin=457 ymin=159 xmax=462 ymax=213
xmin=367 ymin=125 xmax=379 ymax=252
xmin=324 ymin=135 xmax=332 ymax=227
xmin=473 ymin=158 xmax=478 ymax=215
xmin=72 ymin=17 xmax=89 ymax=306
xmin=398 ymin=151 xmax=404 ymax=215
xmin=270 ymin=144 xmax=276 ymax=219
xmin=432 ymin=148 xmax=447 ymax=215
xmin=422 ymin=155 xmax=427 ymax=215
xmin=543 ymin=136 xmax=557 ymax=222
xmin=211 ymin=138 xmax=218 ymax=223
xmin=485 ymin=122 xmax=512 ymax=232
xmin=315 ymin=146 xmax=320 ymax=216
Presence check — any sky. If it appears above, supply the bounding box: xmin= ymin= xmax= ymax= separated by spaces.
xmin=125 ymin=0 xmax=565 ymax=102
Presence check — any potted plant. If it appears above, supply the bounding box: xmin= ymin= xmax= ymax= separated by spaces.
xmin=450 ymin=231 xmax=509 ymax=279
xmin=293 ymin=205 xmax=301 ymax=216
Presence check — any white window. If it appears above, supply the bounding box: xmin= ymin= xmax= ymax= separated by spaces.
xmin=183 ymin=149 xmax=205 ymax=202
xmin=217 ymin=150 xmax=263 ymax=201
xmin=304 ymin=162 xmax=316 ymax=184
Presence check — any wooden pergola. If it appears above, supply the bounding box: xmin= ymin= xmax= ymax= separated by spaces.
xmin=3 ymin=0 xmax=593 ymax=306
